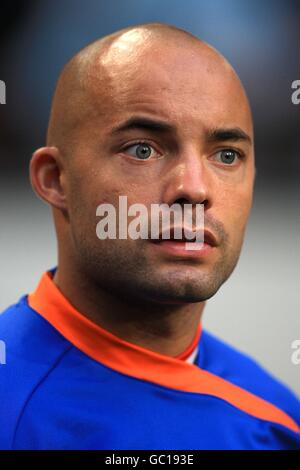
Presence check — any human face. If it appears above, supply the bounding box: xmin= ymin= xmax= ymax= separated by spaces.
xmin=63 ymin=41 xmax=255 ymax=305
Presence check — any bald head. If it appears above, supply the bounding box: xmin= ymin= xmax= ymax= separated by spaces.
xmin=46 ymin=22 xmax=252 ymax=154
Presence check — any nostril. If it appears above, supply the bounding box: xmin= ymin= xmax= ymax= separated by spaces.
xmin=174 ymin=198 xmax=192 ymax=206
xmin=174 ymin=198 xmax=209 ymax=208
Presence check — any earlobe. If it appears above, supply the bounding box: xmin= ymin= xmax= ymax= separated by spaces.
xmin=29 ymin=146 xmax=67 ymax=211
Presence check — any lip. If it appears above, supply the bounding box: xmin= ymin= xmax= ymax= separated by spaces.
xmin=150 ymin=228 xmax=218 ymax=258
xmin=152 ymin=240 xmax=215 ymax=258
xmin=152 ymin=227 xmax=217 ymax=246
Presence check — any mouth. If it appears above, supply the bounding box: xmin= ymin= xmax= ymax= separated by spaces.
xmin=150 ymin=227 xmax=218 ymax=258
xmin=152 ymin=227 xmax=217 ymax=245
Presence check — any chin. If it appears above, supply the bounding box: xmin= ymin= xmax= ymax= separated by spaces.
xmin=142 ymin=279 xmax=222 ymax=305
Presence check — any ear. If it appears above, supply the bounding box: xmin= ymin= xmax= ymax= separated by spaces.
xmin=29 ymin=146 xmax=67 ymax=211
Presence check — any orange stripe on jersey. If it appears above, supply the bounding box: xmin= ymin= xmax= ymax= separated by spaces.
xmin=28 ymin=271 xmax=300 ymax=435
xmin=176 ymin=324 xmax=201 ymax=360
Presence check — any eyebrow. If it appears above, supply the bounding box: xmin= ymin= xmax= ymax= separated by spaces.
xmin=111 ymin=116 xmax=175 ymax=135
xmin=207 ymin=127 xmax=252 ymax=145
xmin=111 ymin=116 xmax=252 ymax=145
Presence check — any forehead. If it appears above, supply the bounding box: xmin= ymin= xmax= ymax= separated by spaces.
xmin=89 ymin=41 xmax=252 ymax=137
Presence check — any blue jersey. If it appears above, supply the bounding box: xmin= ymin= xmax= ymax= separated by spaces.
xmin=0 ymin=269 xmax=299 ymax=450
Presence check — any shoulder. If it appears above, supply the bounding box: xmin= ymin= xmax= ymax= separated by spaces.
xmin=0 ymin=296 xmax=71 ymax=449
xmin=199 ymin=329 xmax=300 ymax=427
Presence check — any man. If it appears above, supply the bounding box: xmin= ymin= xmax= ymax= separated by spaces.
xmin=0 ymin=22 xmax=299 ymax=450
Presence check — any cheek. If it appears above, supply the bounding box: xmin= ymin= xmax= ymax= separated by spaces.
xmin=215 ymin=185 xmax=253 ymax=246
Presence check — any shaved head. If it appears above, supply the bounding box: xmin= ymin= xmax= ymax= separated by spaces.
xmin=47 ymin=22 xmax=252 ymax=156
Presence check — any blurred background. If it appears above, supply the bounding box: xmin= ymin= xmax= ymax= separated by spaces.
xmin=0 ymin=0 xmax=299 ymax=394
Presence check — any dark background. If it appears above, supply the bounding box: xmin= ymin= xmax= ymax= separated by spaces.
xmin=1 ymin=0 xmax=300 ymax=185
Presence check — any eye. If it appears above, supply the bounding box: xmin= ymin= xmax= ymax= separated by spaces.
xmin=214 ymin=149 xmax=243 ymax=165
xmin=122 ymin=142 xmax=159 ymax=160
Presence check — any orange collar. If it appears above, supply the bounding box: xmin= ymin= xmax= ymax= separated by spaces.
xmin=28 ymin=270 xmax=299 ymax=435
xmin=28 ymin=271 xmax=202 ymax=374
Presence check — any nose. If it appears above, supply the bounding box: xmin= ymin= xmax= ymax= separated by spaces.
xmin=162 ymin=146 xmax=211 ymax=209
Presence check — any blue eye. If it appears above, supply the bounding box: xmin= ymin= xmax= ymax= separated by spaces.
xmin=215 ymin=149 xmax=241 ymax=165
xmin=124 ymin=142 xmax=155 ymax=160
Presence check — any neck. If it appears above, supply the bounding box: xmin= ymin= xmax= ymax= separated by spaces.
xmin=53 ymin=265 xmax=205 ymax=358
